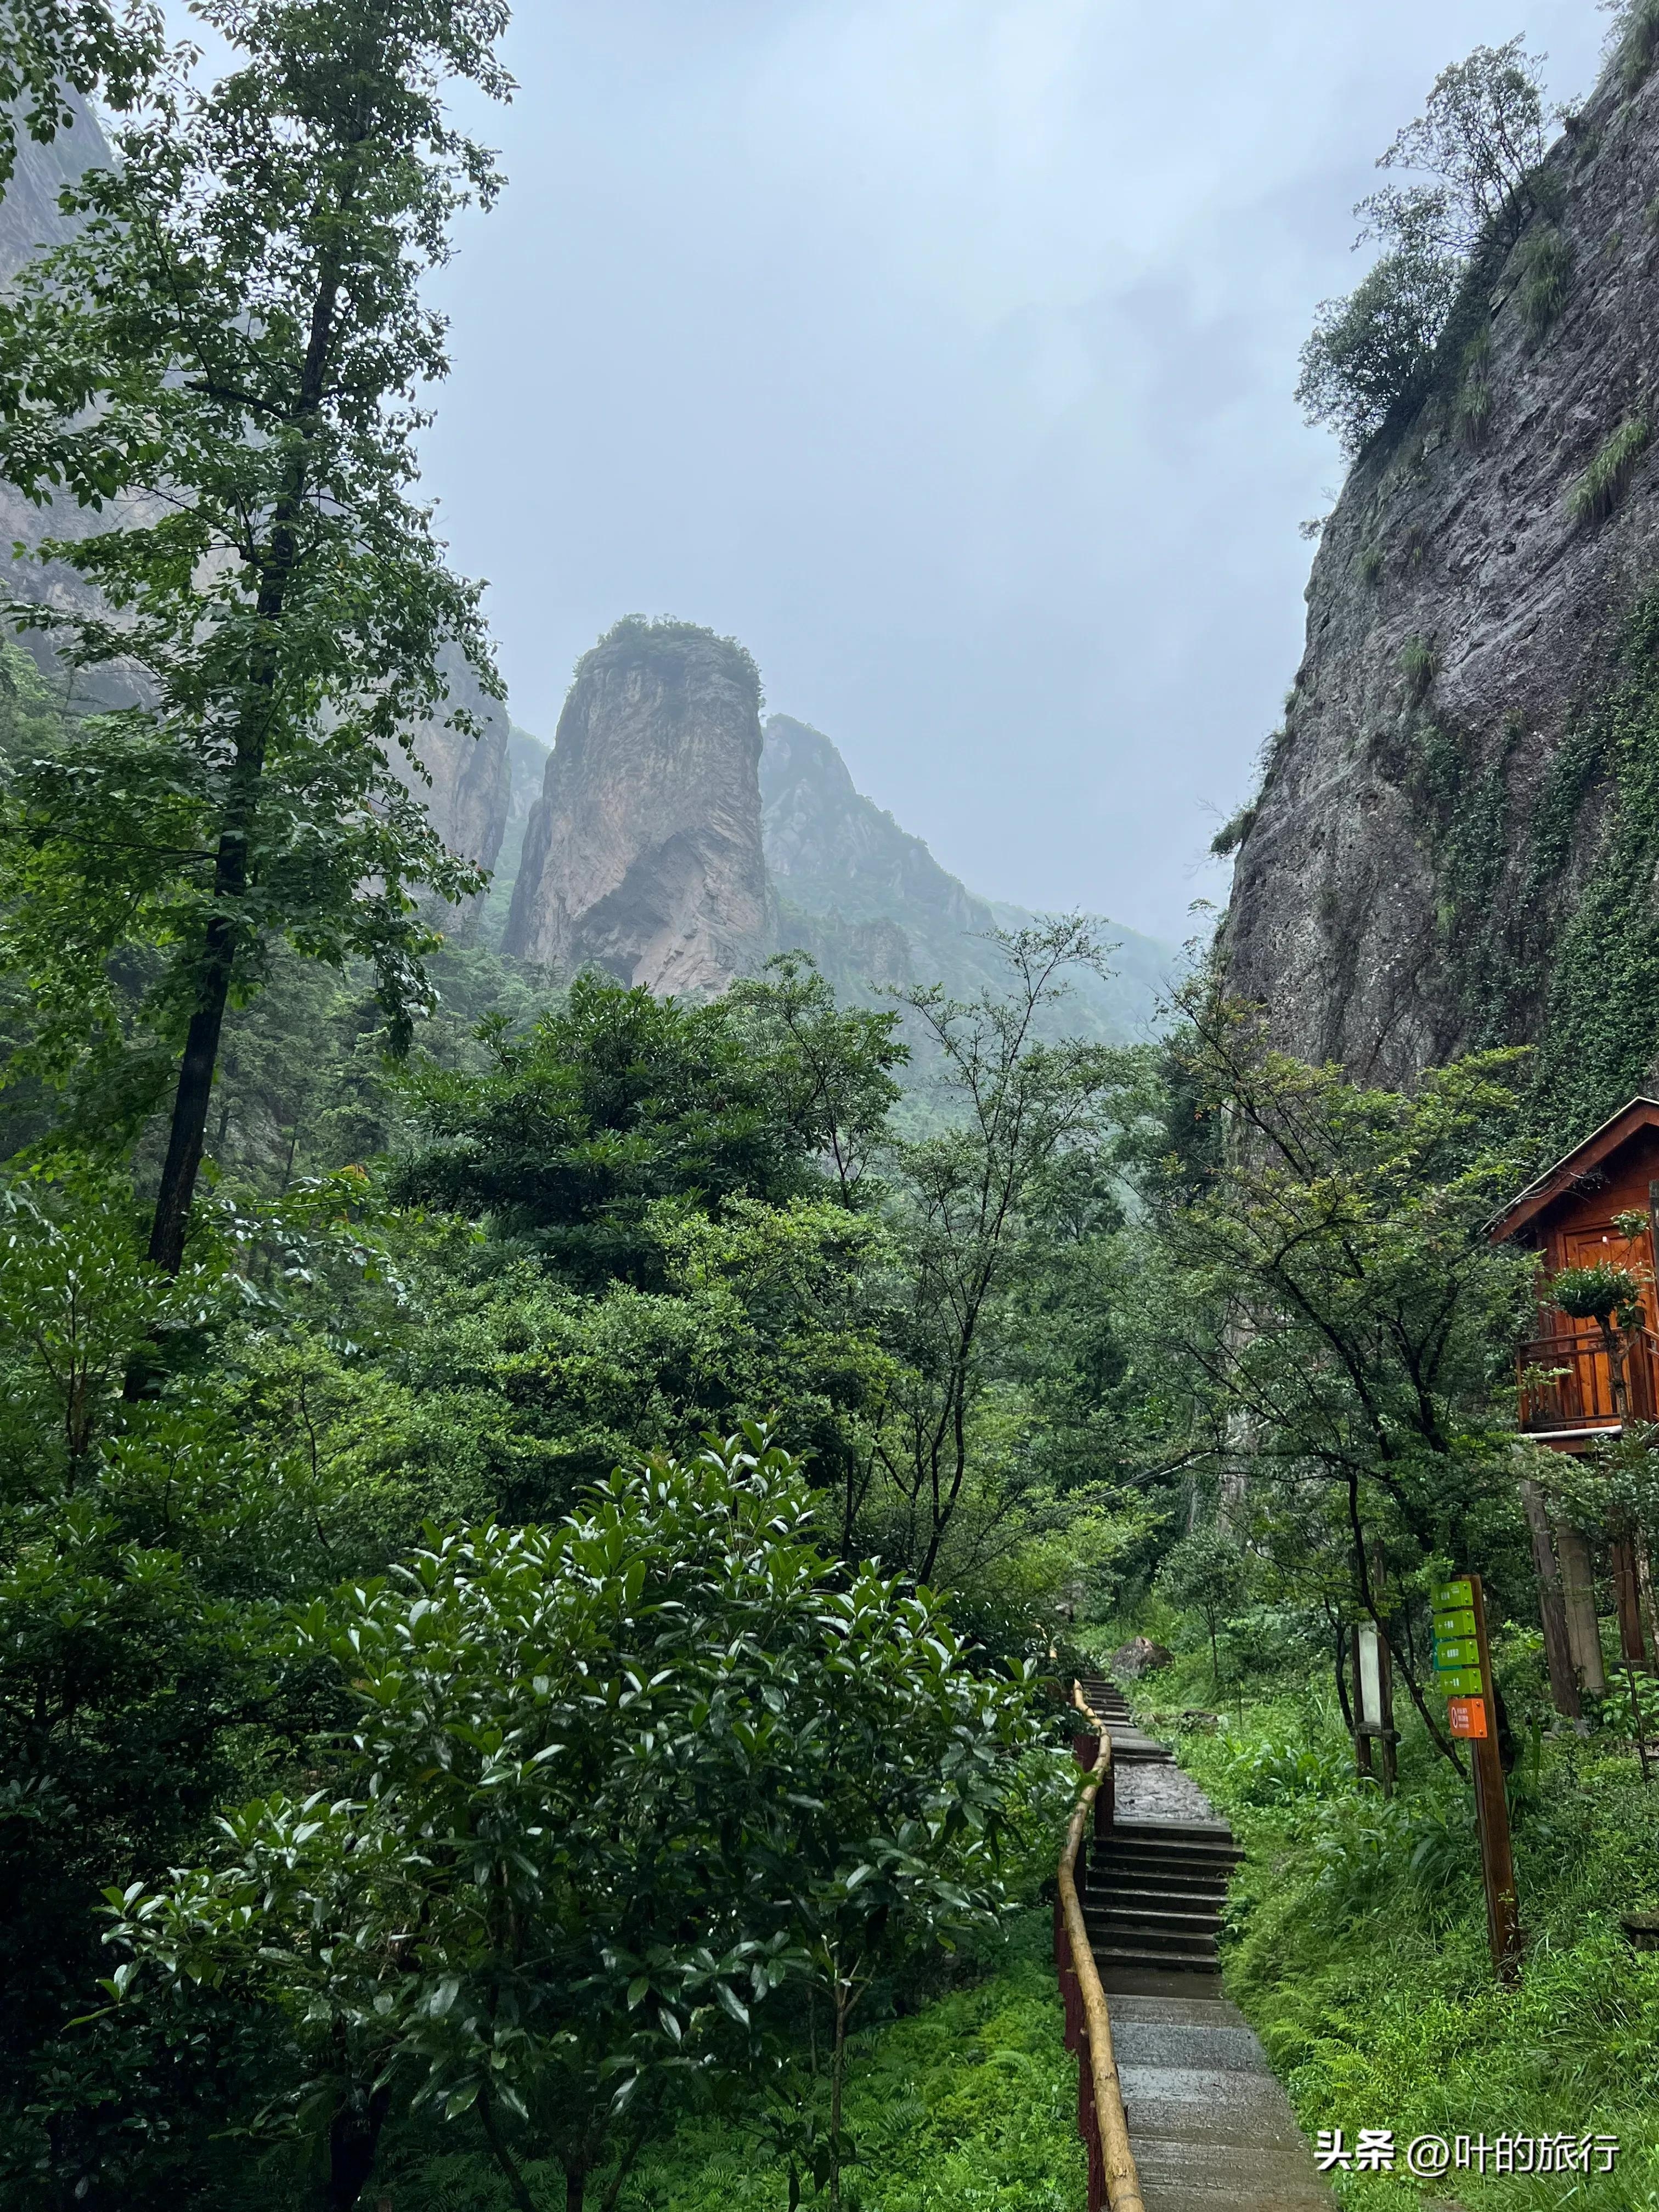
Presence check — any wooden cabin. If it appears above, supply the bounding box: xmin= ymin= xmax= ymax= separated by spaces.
xmin=1489 ymin=1097 xmax=1659 ymax=1451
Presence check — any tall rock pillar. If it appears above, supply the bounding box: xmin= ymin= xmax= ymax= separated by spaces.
xmin=504 ymin=619 xmax=769 ymax=996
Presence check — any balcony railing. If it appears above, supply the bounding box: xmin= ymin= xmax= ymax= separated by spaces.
xmin=1517 ymin=1327 xmax=1659 ymax=1434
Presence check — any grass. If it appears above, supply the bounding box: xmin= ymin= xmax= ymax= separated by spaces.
xmin=1101 ymin=1623 xmax=1659 ymax=2212
xmin=1515 ymin=227 xmax=1572 ymax=342
xmin=1400 ymin=635 xmax=1438 ymax=703
xmin=386 ymin=1913 xmax=1088 ymax=2212
xmin=1568 ymin=419 xmax=1652 ymax=527
xmin=1455 ymin=330 xmax=1494 ymax=449
xmin=1614 ymin=0 xmax=1659 ymax=94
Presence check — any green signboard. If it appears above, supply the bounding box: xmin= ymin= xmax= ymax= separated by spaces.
xmin=1432 ymin=1609 xmax=1477 ymax=1639
xmin=1434 ymin=1638 xmax=1480 ymax=1669
xmin=1433 ymin=1579 xmax=1474 ymax=1610
xmin=1435 ymin=1667 xmax=1484 ymax=1697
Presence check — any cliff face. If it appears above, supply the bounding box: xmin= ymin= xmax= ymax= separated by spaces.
xmin=0 ymin=95 xmax=135 ymax=681
xmin=1224 ymin=58 xmax=1659 ymax=1142
xmin=761 ymin=713 xmax=1172 ymax=1041
xmin=396 ymin=644 xmax=513 ymax=880
xmin=504 ymin=620 xmax=768 ymax=994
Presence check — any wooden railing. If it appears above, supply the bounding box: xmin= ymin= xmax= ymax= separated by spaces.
xmin=1517 ymin=1327 xmax=1659 ymax=1432
xmin=1054 ymin=1681 xmax=1144 ymax=2212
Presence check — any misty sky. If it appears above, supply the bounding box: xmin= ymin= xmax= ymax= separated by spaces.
xmin=415 ymin=1 xmax=1611 ymax=944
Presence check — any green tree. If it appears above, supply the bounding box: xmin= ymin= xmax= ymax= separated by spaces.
xmin=727 ymin=953 xmax=907 ymax=1206
xmin=870 ymin=917 xmax=1124 ymax=1584
xmin=0 ymin=0 xmax=512 ymax=1271
xmin=1296 ymin=189 xmax=1464 ymax=456
xmin=0 ymin=0 xmax=160 ymax=186
xmin=1297 ymin=38 xmax=1553 ymax=454
xmin=1155 ymin=1526 xmax=1248 ymax=1694
xmin=1130 ymin=991 xmax=1537 ymax=1764
xmin=105 ymin=1432 xmax=1041 ymax=2212
xmin=396 ymin=969 xmax=902 ymax=1286
xmin=0 ymin=1161 xmax=397 ymax=2205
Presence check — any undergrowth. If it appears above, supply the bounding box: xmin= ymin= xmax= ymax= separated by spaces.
xmin=380 ymin=1912 xmax=1087 ymax=2212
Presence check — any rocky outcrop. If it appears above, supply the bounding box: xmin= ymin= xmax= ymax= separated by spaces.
xmin=1223 ymin=55 xmax=1659 ymax=1137
xmin=396 ymin=644 xmax=512 ymax=879
xmin=0 ymin=94 xmax=138 ymax=690
xmin=504 ymin=619 xmax=768 ymax=994
xmin=762 ymin=713 xmax=1172 ymax=1040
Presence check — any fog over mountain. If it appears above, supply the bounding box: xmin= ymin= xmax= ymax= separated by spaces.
xmin=418 ymin=0 xmax=1609 ymax=945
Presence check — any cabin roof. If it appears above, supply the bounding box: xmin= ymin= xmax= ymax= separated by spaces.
xmin=1490 ymin=1096 xmax=1659 ymax=1243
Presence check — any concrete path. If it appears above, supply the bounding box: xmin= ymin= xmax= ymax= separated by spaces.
xmin=1081 ymin=1674 xmax=1335 ymax=2211
xmin=1110 ymin=1991 xmax=1334 ymax=2211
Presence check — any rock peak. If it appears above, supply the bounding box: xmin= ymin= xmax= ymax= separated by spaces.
xmin=503 ymin=618 xmax=769 ymax=996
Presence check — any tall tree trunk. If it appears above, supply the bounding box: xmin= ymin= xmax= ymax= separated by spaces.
xmin=146 ymin=236 xmax=346 ymax=1271
xmin=148 ymin=913 xmax=238 ymax=1271
xmin=475 ymin=2091 xmax=538 ymax=2212
xmin=828 ymin=1970 xmax=856 ymax=2212
xmin=1332 ymin=1619 xmax=1355 ymax=1735
xmin=1519 ymin=1477 xmax=1582 ymax=1721
xmin=1639 ymin=1532 xmax=1659 ymax=1668
xmin=325 ymin=2083 xmax=389 ymax=2212
xmin=1375 ymin=1624 xmax=1397 ymax=1797
xmin=1556 ymin=1522 xmax=1606 ymax=1695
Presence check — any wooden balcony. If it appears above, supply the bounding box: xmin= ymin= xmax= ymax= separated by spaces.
xmin=1517 ymin=1327 xmax=1659 ymax=1439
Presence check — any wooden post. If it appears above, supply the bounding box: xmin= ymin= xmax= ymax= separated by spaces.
xmin=1519 ymin=1476 xmax=1582 ymax=1721
xmin=1556 ymin=1523 xmax=1607 ymax=1696
xmin=1094 ymin=1755 xmax=1115 ymax=1839
xmin=1376 ymin=1626 xmax=1398 ymax=1796
xmin=1469 ymin=1575 xmax=1522 ymax=1980
xmin=1612 ymin=1534 xmax=1649 ymax=1671
xmin=1639 ymin=1533 xmax=1659 ymax=1668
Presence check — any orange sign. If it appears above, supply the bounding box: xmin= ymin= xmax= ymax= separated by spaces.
xmin=1448 ymin=1696 xmax=1488 ymax=1740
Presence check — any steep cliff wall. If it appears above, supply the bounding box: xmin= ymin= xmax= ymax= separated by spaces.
xmin=504 ymin=619 xmax=769 ymax=994
xmin=761 ymin=713 xmax=1172 ymax=1041
xmin=0 ymin=94 xmax=134 ymax=680
xmin=1224 ymin=54 xmax=1659 ymax=1144
xmin=396 ymin=644 xmax=512 ymax=881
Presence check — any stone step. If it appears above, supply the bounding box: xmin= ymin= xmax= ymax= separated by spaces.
xmin=1091 ymin=1940 xmax=1221 ymax=1974
xmin=1084 ymin=1893 xmax=1229 ymax=1928
xmin=1091 ymin=1854 xmax=1239 ymax=1887
xmin=1088 ymin=1920 xmax=1222 ymax=1956
xmin=1093 ymin=1842 xmax=1242 ymax=1871
xmin=1092 ymin=1867 xmax=1238 ymax=1902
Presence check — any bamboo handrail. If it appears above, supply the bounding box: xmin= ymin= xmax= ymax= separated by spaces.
xmin=1059 ymin=1679 xmax=1145 ymax=2212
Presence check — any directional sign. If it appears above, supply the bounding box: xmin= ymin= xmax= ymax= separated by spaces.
xmin=1433 ymin=1608 xmax=1477 ymax=1639
xmin=1448 ymin=1696 xmax=1488 ymax=1740
xmin=1436 ymin=1667 xmax=1485 ymax=1697
xmin=1434 ymin=1638 xmax=1480 ymax=1669
xmin=1434 ymin=1579 xmax=1474 ymax=1610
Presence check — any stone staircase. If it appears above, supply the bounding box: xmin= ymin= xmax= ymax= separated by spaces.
xmin=1075 ymin=1671 xmax=1240 ymax=1992
xmin=1071 ymin=1670 xmax=1334 ymax=2208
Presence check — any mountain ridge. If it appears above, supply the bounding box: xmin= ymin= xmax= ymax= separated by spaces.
xmin=488 ymin=691 xmax=1173 ymax=1041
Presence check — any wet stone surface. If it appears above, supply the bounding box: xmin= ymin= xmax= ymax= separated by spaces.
xmin=1115 ymin=1757 xmax=1221 ymax=1825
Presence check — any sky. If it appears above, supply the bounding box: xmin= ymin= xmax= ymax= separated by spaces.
xmin=410 ymin=0 xmax=1612 ymax=946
